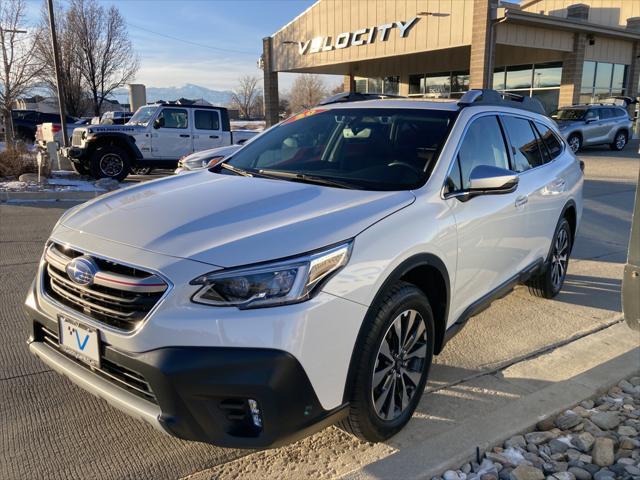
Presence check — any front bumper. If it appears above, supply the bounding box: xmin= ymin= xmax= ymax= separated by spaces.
xmin=25 ymin=291 xmax=347 ymax=449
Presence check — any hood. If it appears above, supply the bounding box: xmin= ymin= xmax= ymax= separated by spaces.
xmin=554 ymin=119 xmax=582 ymax=130
xmin=60 ymin=171 xmax=415 ymax=267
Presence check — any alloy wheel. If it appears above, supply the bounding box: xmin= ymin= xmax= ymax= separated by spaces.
xmin=615 ymin=133 xmax=626 ymax=150
xmin=100 ymin=153 xmax=124 ymax=177
xmin=568 ymin=136 xmax=580 ymax=153
xmin=371 ymin=309 xmax=427 ymax=421
xmin=550 ymin=227 xmax=569 ymax=290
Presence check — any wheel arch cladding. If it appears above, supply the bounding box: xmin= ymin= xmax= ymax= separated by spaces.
xmin=561 ymin=200 xmax=577 ymax=252
xmin=92 ymin=134 xmax=142 ymax=159
xmin=342 ymin=253 xmax=450 ymax=403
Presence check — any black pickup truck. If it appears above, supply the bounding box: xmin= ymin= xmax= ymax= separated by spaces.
xmin=10 ymin=110 xmax=78 ymax=142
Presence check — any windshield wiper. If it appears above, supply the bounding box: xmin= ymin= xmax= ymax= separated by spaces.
xmin=257 ymin=169 xmax=356 ymax=189
xmin=219 ymin=162 xmax=253 ymax=177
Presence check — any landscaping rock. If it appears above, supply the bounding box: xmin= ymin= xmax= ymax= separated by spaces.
xmin=552 ymin=472 xmax=576 ymax=480
xmin=527 ymin=432 xmax=556 ymax=445
xmin=510 ymin=465 xmax=545 ymax=480
xmin=557 ymin=412 xmax=582 ymax=431
xmin=18 ymin=173 xmax=43 ymax=183
xmin=568 ymin=467 xmax=592 ymax=480
xmin=550 ymin=439 xmax=571 ymax=454
xmin=506 ymin=436 xmax=527 ymax=450
xmin=590 ymin=413 xmax=621 ymax=431
xmin=571 ymin=433 xmax=595 ymax=453
xmin=444 ymin=470 xmax=464 ymax=480
xmin=538 ymin=418 xmax=557 ymax=432
xmin=616 ymin=425 xmax=637 ymax=437
xmin=591 ymin=438 xmax=615 ymax=467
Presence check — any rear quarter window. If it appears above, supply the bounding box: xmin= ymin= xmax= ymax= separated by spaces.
xmin=534 ymin=122 xmax=563 ymax=161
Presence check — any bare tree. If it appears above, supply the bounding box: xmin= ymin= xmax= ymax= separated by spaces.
xmin=0 ymin=0 xmax=43 ymax=145
xmin=69 ymin=0 xmax=138 ymax=116
xmin=34 ymin=3 xmax=87 ymax=118
xmin=288 ymin=74 xmax=328 ymax=113
xmin=231 ymin=75 xmax=260 ymax=119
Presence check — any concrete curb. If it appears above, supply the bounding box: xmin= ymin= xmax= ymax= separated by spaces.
xmin=342 ymin=321 xmax=640 ymax=480
xmin=0 ymin=190 xmax=106 ymax=202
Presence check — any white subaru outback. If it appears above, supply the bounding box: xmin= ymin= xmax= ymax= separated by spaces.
xmin=25 ymin=90 xmax=583 ymax=448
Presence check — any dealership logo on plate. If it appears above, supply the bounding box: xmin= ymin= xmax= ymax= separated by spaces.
xmin=65 ymin=256 xmax=99 ymax=286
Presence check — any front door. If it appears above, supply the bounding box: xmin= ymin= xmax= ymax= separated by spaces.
xmin=192 ymin=109 xmax=224 ymax=152
xmin=445 ymin=114 xmax=529 ymax=323
xmin=151 ymin=108 xmax=192 ymax=159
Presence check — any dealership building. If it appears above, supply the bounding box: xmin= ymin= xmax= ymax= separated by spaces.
xmin=261 ymin=0 xmax=640 ymax=125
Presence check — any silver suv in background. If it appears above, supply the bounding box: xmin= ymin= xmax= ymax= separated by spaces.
xmin=553 ymin=104 xmax=632 ymax=153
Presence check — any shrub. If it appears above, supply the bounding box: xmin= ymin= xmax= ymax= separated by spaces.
xmin=0 ymin=145 xmax=50 ymax=178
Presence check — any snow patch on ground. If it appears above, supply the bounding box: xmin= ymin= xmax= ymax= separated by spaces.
xmin=0 ymin=172 xmax=109 ymax=193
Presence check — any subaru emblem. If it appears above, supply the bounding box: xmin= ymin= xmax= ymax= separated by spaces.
xmin=66 ymin=256 xmax=99 ymax=286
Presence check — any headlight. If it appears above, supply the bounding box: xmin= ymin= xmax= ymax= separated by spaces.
xmin=190 ymin=241 xmax=352 ymax=308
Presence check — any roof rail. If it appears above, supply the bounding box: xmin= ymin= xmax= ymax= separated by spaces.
xmin=457 ymin=89 xmax=546 ymax=115
xmin=316 ymin=92 xmax=405 ymax=106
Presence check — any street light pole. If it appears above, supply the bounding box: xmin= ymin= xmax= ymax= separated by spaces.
xmin=46 ymin=0 xmax=69 ymax=149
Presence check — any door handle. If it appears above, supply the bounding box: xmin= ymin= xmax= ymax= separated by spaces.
xmin=179 ymin=134 xmax=190 ymax=138
xmin=209 ymin=135 xmax=219 ymax=139
xmin=515 ymin=195 xmax=528 ymax=207
xmin=551 ymin=178 xmax=566 ymax=189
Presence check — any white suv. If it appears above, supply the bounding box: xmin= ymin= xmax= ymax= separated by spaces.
xmin=25 ymin=90 xmax=583 ymax=448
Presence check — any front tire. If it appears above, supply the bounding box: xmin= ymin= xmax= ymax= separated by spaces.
xmin=610 ymin=131 xmax=627 ymax=151
xmin=71 ymin=161 xmax=90 ymax=176
xmin=567 ymin=134 xmax=582 ymax=153
xmin=339 ymin=282 xmax=434 ymax=442
xmin=527 ymin=217 xmax=572 ymax=299
xmin=89 ymin=145 xmax=130 ymax=181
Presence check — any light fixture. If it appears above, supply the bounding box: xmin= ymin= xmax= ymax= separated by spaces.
xmin=417 ymin=12 xmax=450 ymax=17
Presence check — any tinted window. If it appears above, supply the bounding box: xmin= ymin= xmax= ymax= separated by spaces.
xmin=585 ymin=109 xmax=599 ymax=121
xmin=157 ymin=108 xmax=188 ymax=129
xmin=600 ymin=108 xmax=614 ymax=119
xmin=501 ymin=116 xmax=545 ymax=172
xmin=225 ymin=108 xmax=455 ymax=191
xmin=535 ymin=122 xmax=562 ymax=160
xmin=194 ymin=110 xmax=220 ymax=130
xmin=455 ymin=115 xmax=509 ymax=190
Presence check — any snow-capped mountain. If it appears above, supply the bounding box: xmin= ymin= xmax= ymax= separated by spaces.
xmin=112 ymin=84 xmax=234 ymax=106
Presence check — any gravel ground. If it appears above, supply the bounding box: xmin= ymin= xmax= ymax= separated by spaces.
xmin=436 ymin=377 xmax=640 ymax=480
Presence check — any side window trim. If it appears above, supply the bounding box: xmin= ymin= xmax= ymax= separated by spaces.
xmin=533 ymin=121 xmax=565 ymax=163
xmin=496 ymin=115 xmax=516 ymax=172
xmin=531 ymin=122 xmax=553 ymax=164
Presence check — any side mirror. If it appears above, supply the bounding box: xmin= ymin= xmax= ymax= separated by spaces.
xmin=467 ymin=165 xmax=519 ymax=195
xmin=585 ymin=116 xmax=598 ymax=124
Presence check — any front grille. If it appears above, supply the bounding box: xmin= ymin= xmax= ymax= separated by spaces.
xmin=38 ymin=323 xmax=157 ymax=403
xmin=42 ymin=243 xmax=168 ymax=332
xmin=71 ymin=130 xmax=83 ymax=146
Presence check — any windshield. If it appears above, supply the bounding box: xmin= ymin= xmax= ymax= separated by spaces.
xmin=127 ymin=106 xmax=157 ymax=126
xmin=219 ymin=108 xmax=456 ymax=191
xmin=555 ymin=109 xmax=587 ymax=121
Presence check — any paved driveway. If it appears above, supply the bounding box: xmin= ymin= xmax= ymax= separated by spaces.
xmin=0 ymin=142 xmax=638 ymax=480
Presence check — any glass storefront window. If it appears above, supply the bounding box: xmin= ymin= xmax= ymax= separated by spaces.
xmin=451 ymin=71 xmax=469 ymax=93
xmin=424 ymin=73 xmax=451 ymax=98
xmin=367 ymin=77 xmax=383 ymax=94
xmin=533 ymin=62 xmax=562 ymax=88
xmin=611 ymin=64 xmax=627 ymax=96
xmin=594 ymin=62 xmax=613 ymax=90
xmin=493 ymin=68 xmax=506 ymax=90
xmin=355 ymin=79 xmax=367 ymax=94
xmin=408 ymin=75 xmax=423 ymax=95
xmin=581 ymin=61 xmax=596 ymax=91
xmin=506 ymin=65 xmax=532 ymax=89
xmin=383 ymin=76 xmax=399 ymax=95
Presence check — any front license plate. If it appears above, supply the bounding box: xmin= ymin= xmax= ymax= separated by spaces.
xmin=58 ymin=316 xmax=100 ymax=367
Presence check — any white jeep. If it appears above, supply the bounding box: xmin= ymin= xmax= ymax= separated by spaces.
xmin=65 ymin=103 xmax=258 ymax=180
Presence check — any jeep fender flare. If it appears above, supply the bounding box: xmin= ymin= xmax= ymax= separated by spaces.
xmin=88 ymin=132 xmax=143 ymax=160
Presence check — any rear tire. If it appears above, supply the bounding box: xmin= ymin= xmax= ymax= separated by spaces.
xmin=339 ymin=282 xmax=434 ymax=443
xmin=567 ymin=134 xmax=581 ymax=153
xmin=527 ymin=217 xmax=572 ymax=299
xmin=89 ymin=145 xmax=130 ymax=181
xmin=609 ymin=131 xmax=627 ymax=151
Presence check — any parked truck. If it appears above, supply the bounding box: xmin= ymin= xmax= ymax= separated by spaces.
xmin=61 ymin=102 xmax=259 ymax=180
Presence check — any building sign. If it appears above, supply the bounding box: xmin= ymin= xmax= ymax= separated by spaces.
xmin=297 ymin=17 xmax=419 ymax=55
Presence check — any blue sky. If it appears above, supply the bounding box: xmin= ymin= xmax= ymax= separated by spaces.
xmin=24 ymin=0 xmax=338 ymax=91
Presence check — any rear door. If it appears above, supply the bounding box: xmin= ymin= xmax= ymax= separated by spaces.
xmin=150 ymin=107 xmax=192 ymax=159
xmin=192 ymin=109 xmax=224 ymax=152
xmin=500 ymin=115 xmax=564 ymax=264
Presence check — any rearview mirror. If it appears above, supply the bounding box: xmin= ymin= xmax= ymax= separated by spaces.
xmin=468 ymin=165 xmax=519 ymax=195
